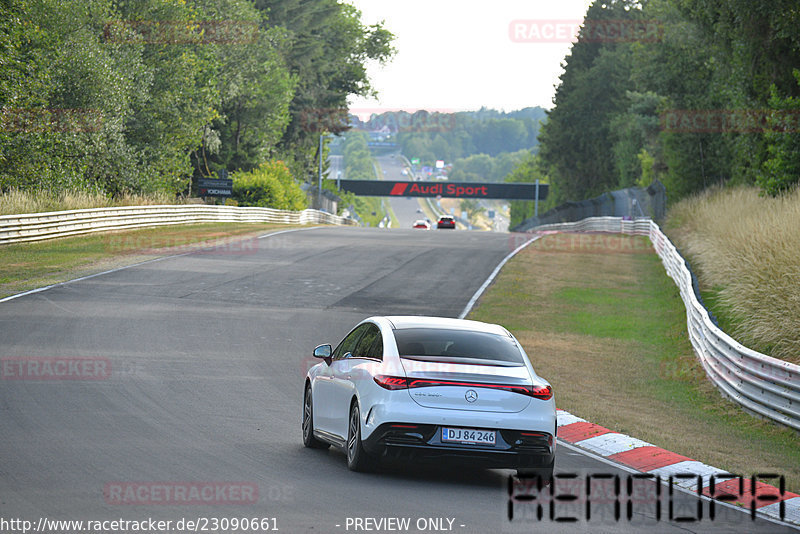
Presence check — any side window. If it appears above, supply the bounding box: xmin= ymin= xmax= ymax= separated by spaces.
xmin=352 ymin=324 xmax=383 ymax=361
xmin=332 ymin=324 xmax=369 ymax=360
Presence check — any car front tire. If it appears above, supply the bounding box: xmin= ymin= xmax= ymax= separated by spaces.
xmin=346 ymin=403 xmax=373 ymax=472
xmin=302 ymin=385 xmax=329 ymax=449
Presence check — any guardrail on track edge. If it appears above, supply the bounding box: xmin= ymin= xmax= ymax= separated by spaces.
xmin=0 ymin=204 xmax=357 ymax=245
xmin=525 ymin=216 xmax=800 ymax=432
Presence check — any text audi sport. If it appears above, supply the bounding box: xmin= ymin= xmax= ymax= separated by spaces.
xmin=302 ymin=316 xmax=556 ymax=478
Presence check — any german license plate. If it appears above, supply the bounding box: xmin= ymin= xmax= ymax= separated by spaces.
xmin=441 ymin=427 xmax=496 ymax=445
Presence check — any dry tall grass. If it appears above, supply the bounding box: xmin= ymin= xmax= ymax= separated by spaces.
xmin=667 ymin=186 xmax=800 ymax=364
xmin=0 ymin=189 xmax=180 ymax=216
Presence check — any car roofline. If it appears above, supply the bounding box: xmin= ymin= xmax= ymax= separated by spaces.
xmin=381 ymin=315 xmax=511 ymax=337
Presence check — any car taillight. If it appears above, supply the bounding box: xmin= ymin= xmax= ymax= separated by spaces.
xmin=529 ymin=385 xmax=553 ymax=400
xmin=374 ymin=376 xmax=553 ymax=400
xmin=373 ymin=375 xmax=408 ymax=390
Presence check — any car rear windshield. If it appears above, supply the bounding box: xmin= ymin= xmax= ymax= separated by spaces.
xmin=393 ymin=328 xmax=524 ymax=364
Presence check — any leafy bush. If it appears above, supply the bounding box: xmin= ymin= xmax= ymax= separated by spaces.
xmin=232 ymin=160 xmax=307 ymax=211
xmin=760 ymin=73 xmax=800 ymax=196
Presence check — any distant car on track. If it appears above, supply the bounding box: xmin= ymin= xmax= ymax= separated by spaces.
xmin=302 ymin=316 xmax=556 ymax=478
xmin=412 ymin=219 xmax=431 ymax=230
xmin=437 ymin=216 xmax=456 ymax=229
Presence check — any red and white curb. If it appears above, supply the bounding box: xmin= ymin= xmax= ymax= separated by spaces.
xmin=556 ymin=409 xmax=800 ymax=526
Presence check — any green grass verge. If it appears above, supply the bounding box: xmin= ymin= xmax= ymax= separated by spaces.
xmin=384 ymin=201 xmax=400 ymax=229
xmin=350 ymin=196 xmax=387 ymax=227
xmin=0 ymin=222 xmax=296 ymax=299
xmin=469 ymin=233 xmax=800 ymax=492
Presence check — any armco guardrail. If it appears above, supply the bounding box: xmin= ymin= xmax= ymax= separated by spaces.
xmin=526 ymin=216 xmax=800 ymax=431
xmin=0 ymin=205 xmax=357 ymax=245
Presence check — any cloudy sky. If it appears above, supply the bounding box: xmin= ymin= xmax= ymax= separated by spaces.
xmin=347 ymin=0 xmax=595 ymax=115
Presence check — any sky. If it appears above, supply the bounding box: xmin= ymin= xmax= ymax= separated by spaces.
xmin=346 ymin=0 xmax=595 ymax=116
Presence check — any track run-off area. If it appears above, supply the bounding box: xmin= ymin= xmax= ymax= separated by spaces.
xmin=1 ymin=226 xmax=795 ymax=533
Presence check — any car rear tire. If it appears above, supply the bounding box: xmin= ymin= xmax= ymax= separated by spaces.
xmin=346 ymin=403 xmax=373 ymax=472
xmin=302 ymin=386 xmax=329 ymax=449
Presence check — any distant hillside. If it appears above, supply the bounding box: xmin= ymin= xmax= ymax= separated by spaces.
xmin=349 ymin=107 xmax=547 ymax=166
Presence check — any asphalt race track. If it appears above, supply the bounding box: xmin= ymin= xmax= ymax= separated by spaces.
xmin=0 ymin=227 xmax=795 ymax=533
xmin=376 ymin=154 xmax=427 ymax=229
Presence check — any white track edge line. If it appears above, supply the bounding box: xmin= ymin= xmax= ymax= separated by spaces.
xmin=458 ymin=235 xmax=541 ymax=320
xmin=0 ymin=226 xmax=319 ymax=304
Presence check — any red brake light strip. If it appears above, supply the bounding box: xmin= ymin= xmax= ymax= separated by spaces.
xmin=373 ymin=375 xmax=552 ymax=400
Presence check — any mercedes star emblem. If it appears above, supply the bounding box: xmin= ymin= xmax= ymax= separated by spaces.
xmin=465 ymin=389 xmax=478 ymax=403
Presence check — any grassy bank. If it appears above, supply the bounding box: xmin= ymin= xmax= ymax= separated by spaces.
xmin=666 ymin=186 xmax=800 ymax=364
xmin=0 ymin=189 xmax=182 ymax=216
xmin=470 ymin=233 xmax=800 ymax=492
xmin=0 ymin=223 xmax=295 ymax=299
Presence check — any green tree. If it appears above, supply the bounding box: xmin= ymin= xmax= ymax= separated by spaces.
xmin=459 ymin=199 xmax=484 ymax=222
xmin=609 ymin=91 xmax=665 ymax=188
xmin=401 ymin=136 xmax=435 ymax=166
xmin=629 ymin=0 xmax=736 ymax=197
xmin=255 ymin=0 xmax=395 ymax=180
xmin=505 ymin=153 xmax=548 ymax=228
xmin=1 ymin=0 xmax=160 ymax=194
xmin=538 ymin=0 xmax=640 ymax=203
xmin=111 ymin=0 xmax=221 ymax=195
xmin=342 ymin=131 xmax=375 ymax=180
xmin=760 ymin=73 xmax=800 ymax=195
xmin=450 ymin=154 xmax=494 ymax=182
xmin=190 ymin=0 xmax=295 ymax=180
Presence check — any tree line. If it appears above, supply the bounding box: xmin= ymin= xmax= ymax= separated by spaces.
xmin=533 ymin=0 xmax=800 ymax=205
xmin=448 ymin=149 xmax=533 ymax=183
xmin=352 ymin=107 xmax=546 ymax=166
xmin=0 ymin=0 xmax=394 ymax=202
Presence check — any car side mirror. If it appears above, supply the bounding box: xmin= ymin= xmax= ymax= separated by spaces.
xmin=313 ymin=344 xmax=332 ymax=359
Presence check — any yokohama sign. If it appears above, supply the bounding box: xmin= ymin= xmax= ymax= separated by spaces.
xmin=338 ymin=180 xmax=548 ymax=200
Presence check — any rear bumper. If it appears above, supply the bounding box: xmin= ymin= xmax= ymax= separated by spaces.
xmin=362 ymin=423 xmax=555 ymax=469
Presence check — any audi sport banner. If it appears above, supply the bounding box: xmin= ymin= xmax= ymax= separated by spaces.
xmin=338 ymin=180 xmax=548 ymax=200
